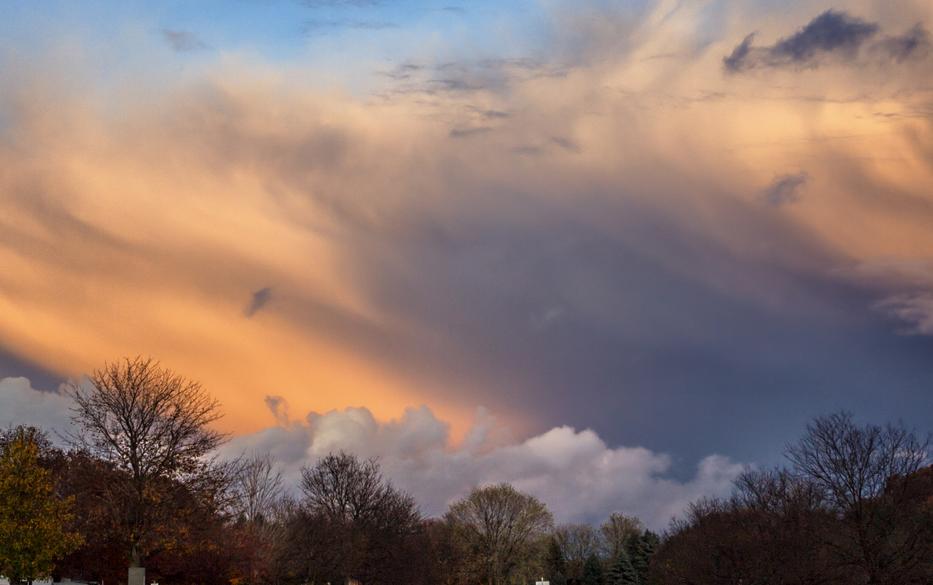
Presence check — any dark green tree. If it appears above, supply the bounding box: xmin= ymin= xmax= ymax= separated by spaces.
xmin=545 ymin=536 xmax=567 ymax=582
xmin=582 ymin=553 xmax=604 ymax=585
xmin=606 ymin=550 xmax=637 ymax=585
xmin=641 ymin=530 xmax=660 ymax=553
xmin=626 ymin=531 xmax=657 ymax=584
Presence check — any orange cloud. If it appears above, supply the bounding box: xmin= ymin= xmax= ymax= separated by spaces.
xmin=2 ymin=0 xmax=933 ymax=441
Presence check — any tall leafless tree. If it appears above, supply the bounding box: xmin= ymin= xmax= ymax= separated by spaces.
xmin=652 ymin=413 xmax=932 ymax=585
xmin=68 ymin=357 xmax=226 ymax=569
xmin=293 ymin=452 xmax=424 ymax=585
xmin=231 ymin=453 xmax=284 ymax=525
xmin=553 ymin=523 xmax=602 ymax=582
xmin=226 ymin=453 xmax=286 ymax=585
xmin=599 ymin=512 xmax=643 ymax=562
xmin=786 ymin=412 xmax=931 ymax=585
xmin=300 ymin=452 xmax=411 ymax=527
xmin=654 ymin=474 xmax=843 ymax=585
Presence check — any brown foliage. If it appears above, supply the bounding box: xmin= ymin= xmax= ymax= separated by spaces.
xmin=68 ymin=356 xmax=227 ymax=566
xmin=652 ymin=413 xmax=933 ymax=585
xmin=274 ymin=452 xmax=428 ymax=585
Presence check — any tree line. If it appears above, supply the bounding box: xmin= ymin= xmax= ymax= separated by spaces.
xmin=0 ymin=357 xmax=930 ymax=585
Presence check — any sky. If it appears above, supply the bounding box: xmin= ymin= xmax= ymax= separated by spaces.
xmin=1 ymin=0 xmax=932 ymax=528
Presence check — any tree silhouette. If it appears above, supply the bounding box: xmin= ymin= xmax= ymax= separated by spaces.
xmin=69 ymin=357 xmax=226 ymax=569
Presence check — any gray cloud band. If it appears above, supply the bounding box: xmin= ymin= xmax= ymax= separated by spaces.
xmin=724 ymin=10 xmax=930 ymax=72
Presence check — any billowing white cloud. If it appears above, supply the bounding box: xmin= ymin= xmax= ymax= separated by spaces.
xmin=221 ymin=398 xmax=744 ymax=530
xmin=0 ymin=375 xmax=754 ymax=528
xmin=0 ymin=377 xmax=73 ymax=440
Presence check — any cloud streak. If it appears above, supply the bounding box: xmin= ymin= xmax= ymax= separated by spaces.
xmin=161 ymin=29 xmax=208 ymax=53
xmin=724 ymin=10 xmax=930 ymax=72
xmin=244 ymin=287 xmax=274 ymax=318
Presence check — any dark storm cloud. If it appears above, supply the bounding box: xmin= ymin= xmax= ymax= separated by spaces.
xmin=406 ymin=221 xmax=924 ymax=466
xmin=314 ymin=173 xmax=930 ymax=466
xmin=723 ymin=33 xmax=756 ymax=72
xmin=0 ymin=349 xmax=63 ymax=392
xmin=763 ymin=172 xmax=808 ymax=207
xmin=161 ymin=29 xmax=208 ymax=53
xmin=724 ymin=11 xmax=930 ymax=72
xmin=152 ymin=56 xmax=930 ymax=466
xmin=244 ymin=287 xmax=273 ymax=317
xmin=771 ymin=11 xmax=877 ymax=62
xmin=0 ymin=377 xmax=74 ymax=442
xmin=4 ymin=0 xmax=933 ymax=500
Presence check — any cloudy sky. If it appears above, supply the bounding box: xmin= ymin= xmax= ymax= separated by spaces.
xmin=2 ymin=0 xmax=932 ymax=528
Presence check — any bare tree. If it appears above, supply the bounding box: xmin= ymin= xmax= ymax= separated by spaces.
xmin=295 ymin=452 xmax=424 ymax=585
xmin=445 ymin=483 xmax=554 ymax=585
xmin=300 ymin=452 xmax=410 ymax=526
xmin=653 ymin=414 xmax=932 ymax=585
xmin=68 ymin=357 xmax=226 ymax=569
xmin=786 ymin=412 xmax=931 ymax=585
xmin=225 ymin=454 xmax=286 ymax=585
xmin=599 ymin=512 xmax=643 ymax=561
xmin=553 ymin=523 xmax=602 ymax=581
xmin=231 ymin=453 xmax=283 ymax=525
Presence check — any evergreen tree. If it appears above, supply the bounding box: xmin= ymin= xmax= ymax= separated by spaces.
xmin=545 ymin=535 xmax=568 ymax=582
xmin=582 ymin=553 xmax=604 ymax=585
xmin=626 ymin=530 xmax=658 ymax=584
xmin=641 ymin=530 xmax=660 ymax=555
xmin=0 ymin=427 xmax=83 ymax=584
xmin=606 ymin=549 xmax=638 ymax=585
